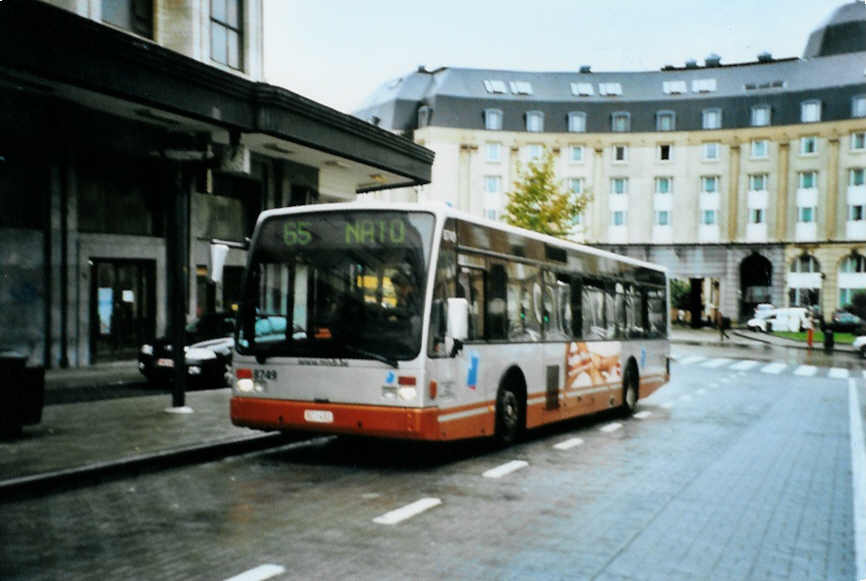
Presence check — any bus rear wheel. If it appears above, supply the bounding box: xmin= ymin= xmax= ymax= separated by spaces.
xmin=495 ymin=386 xmax=524 ymax=446
xmin=622 ymin=364 xmax=639 ymax=416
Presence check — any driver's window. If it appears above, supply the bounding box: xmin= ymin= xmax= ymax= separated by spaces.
xmin=428 ymin=224 xmax=457 ymax=357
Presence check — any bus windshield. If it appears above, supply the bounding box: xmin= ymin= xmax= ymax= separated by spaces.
xmin=237 ymin=210 xmax=435 ymax=364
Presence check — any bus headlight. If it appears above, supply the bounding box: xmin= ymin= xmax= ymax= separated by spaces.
xmin=236 ymin=378 xmax=254 ymax=392
xmin=398 ymin=386 xmax=417 ymax=401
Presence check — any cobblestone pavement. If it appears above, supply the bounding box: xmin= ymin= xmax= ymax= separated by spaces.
xmin=0 ymin=358 xmax=858 ymax=580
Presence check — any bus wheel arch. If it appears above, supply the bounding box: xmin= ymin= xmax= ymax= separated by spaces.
xmin=621 ymin=357 xmax=639 ymax=416
xmin=495 ymin=366 xmax=527 ymax=445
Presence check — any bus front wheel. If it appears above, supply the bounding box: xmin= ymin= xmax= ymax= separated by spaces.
xmin=622 ymin=363 xmax=639 ymax=416
xmin=495 ymin=385 xmax=524 ymax=446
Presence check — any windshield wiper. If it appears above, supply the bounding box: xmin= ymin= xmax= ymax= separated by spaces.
xmin=343 ymin=345 xmax=398 ymax=368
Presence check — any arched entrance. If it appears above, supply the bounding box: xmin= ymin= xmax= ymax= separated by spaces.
xmin=740 ymin=252 xmax=772 ymax=319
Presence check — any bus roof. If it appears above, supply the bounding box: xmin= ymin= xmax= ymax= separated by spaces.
xmin=256 ymin=201 xmax=668 ymax=275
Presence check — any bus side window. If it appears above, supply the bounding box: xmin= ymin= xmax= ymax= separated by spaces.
xmin=459 ymin=266 xmax=486 ymax=340
xmin=487 ymin=262 xmax=508 ymax=340
xmin=566 ymin=275 xmax=582 ymax=340
xmin=614 ymin=282 xmax=627 ymax=339
xmin=506 ymin=261 xmax=540 ymax=341
xmin=647 ymin=289 xmax=666 ymax=338
xmin=581 ymin=281 xmax=606 ymax=340
xmin=604 ymin=283 xmax=617 ymax=339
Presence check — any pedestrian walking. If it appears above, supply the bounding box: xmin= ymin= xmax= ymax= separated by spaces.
xmin=805 ymin=311 xmax=814 ymax=349
xmin=718 ymin=311 xmax=729 ymax=341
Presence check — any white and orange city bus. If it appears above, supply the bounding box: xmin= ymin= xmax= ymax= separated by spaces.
xmin=216 ymin=203 xmax=670 ymax=444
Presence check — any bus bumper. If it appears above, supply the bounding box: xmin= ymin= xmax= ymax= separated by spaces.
xmin=231 ymin=396 xmax=444 ymax=440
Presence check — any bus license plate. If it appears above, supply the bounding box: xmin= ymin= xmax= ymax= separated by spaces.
xmin=304 ymin=410 xmax=334 ymax=423
xmin=157 ymin=358 xmax=174 ymax=368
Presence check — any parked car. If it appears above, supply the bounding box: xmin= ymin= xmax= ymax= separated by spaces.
xmin=746 ymin=308 xmax=809 ymax=333
xmin=138 ymin=312 xmax=235 ymax=387
xmin=831 ymin=311 xmax=864 ymax=333
xmin=753 ymin=303 xmax=774 ymax=318
xmin=853 ymin=334 xmax=866 ymax=359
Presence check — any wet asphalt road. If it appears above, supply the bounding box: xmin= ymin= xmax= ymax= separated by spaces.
xmin=1 ymin=344 xmax=861 ymax=580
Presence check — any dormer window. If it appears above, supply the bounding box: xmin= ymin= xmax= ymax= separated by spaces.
xmin=571 ymin=82 xmax=594 ymax=96
xmin=853 ymin=96 xmax=866 ymax=118
xmin=484 ymin=109 xmax=503 ymax=131
xmin=702 ymin=108 xmax=722 ymax=130
xmin=692 ymin=78 xmax=717 ymax=93
xmin=662 ymin=80 xmax=687 ymax=95
xmin=509 ymin=81 xmax=533 ymax=95
xmin=567 ymin=112 xmax=586 ymax=133
xmin=417 ymin=106 xmax=433 ymax=128
xmin=526 ymin=111 xmax=544 ymax=132
xmin=751 ymin=105 xmax=771 ymax=127
xmin=656 ymin=111 xmax=675 ymax=131
xmin=483 ymin=80 xmax=507 ymax=94
xmin=598 ymin=83 xmax=623 ymax=96
xmin=801 ymin=100 xmax=821 ymax=123
xmin=611 ymin=111 xmax=630 ymax=132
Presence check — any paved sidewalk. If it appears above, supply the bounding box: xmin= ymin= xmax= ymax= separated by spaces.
xmin=670 ymin=325 xmax=857 ymax=353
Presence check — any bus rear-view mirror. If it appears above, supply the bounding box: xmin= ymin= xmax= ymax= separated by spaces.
xmin=447 ymin=298 xmax=469 ymax=342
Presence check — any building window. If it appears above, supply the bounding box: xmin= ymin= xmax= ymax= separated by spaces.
xmin=751 ymin=105 xmax=771 ymax=127
xmin=703 ymin=142 xmax=719 ymax=160
xmin=849 ymin=205 xmax=865 ymax=221
xmin=571 ymin=83 xmax=594 ymax=96
xmin=569 ymin=145 xmax=584 ymax=162
xmin=692 ymin=78 xmax=717 ymax=93
xmin=483 ymin=80 xmax=507 ymax=94
xmin=510 ymin=81 xmax=533 ymax=95
xmin=599 ymin=83 xmax=623 ymax=96
xmin=663 ymin=80 xmax=687 ymax=95
xmin=211 ymin=0 xmax=243 ymax=70
xmin=791 ymin=255 xmax=820 ymax=273
xmin=751 ymin=139 xmax=768 ymax=159
xmin=611 ymin=112 xmax=630 ymax=132
xmin=655 ymin=210 xmax=670 ymax=226
xmin=569 ymin=178 xmax=583 ymax=194
xmin=702 ymin=108 xmax=722 ymax=130
xmin=655 ymin=177 xmax=672 ymax=194
xmin=841 ymin=254 xmax=866 ymax=272
xmin=750 ymin=208 xmax=765 ymax=224
xmin=656 ymin=111 xmax=675 ymax=131
xmin=611 ymin=210 xmax=627 ymax=226
xmin=851 ymin=168 xmax=865 ymax=186
xmin=526 ymin=144 xmax=543 ymax=161
xmin=526 ymin=111 xmax=544 ymax=132
xmin=417 ymin=106 xmax=433 ymax=128
xmin=798 ymin=206 xmax=815 ymax=223
xmin=801 ymin=100 xmax=821 ymax=123
xmin=701 ymin=176 xmax=718 ymax=193
xmin=102 ymin=0 xmax=153 ymax=38
xmin=613 ymin=145 xmax=628 ymax=162
xmin=484 ymin=109 xmax=503 ymax=131
xmin=853 ymin=96 xmax=866 ymax=118
xmin=702 ymin=209 xmax=717 ymax=225
xmin=610 ymin=178 xmax=628 ymax=195
xmin=485 ymin=208 xmax=498 ymax=220
xmin=800 ymin=136 xmax=817 ymax=155
xmin=658 ymin=144 xmax=672 ymax=161
xmin=567 ymin=112 xmax=587 ymax=133
xmin=484 ymin=175 xmax=502 ymax=194
xmin=749 ymin=174 xmax=767 ymax=191
xmin=486 ymin=142 xmax=501 ymax=163
xmin=853 ymin=132 xmax=866 ymax=151
xmin=799 ymin=171 xmax=817 ymax=189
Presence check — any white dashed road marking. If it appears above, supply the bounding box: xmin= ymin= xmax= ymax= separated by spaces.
xmin=829 ymin=368 xmax=850 ymax=379
xmin=761 ymin=362 xmax=786 ymax=374
xmin=661 ymin=402 xmax=674 ymax=409
xmin=600 ymin=422 xmax=622 ymax=433
xmin=730 ymin=360 xmax=760 ymax=371
xmin=701 ymin=358 xmax=733 ymax=368
xmin=634 ymin=411 xmax=652 ymax=419
xmin=794 ymin=365 xmax=818 ymax=376
xmin=373 ymin=498 xmax=442 ymax=525
xmin=483 ymin=460 xmax=529 ymax=479
xmin=224 ymin=564 xmax=287 ymax=581
xmin=553 ymin=438 xmax=584 ymax=450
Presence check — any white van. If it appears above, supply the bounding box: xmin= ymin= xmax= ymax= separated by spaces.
xmin=747 ymin=308 xmax=809 ymax=333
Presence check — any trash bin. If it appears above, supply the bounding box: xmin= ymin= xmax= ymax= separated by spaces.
xmin=823 ymin=328 xmax=835 ymax=353
xmin=0 ymin=350 xmax=45 ymax=435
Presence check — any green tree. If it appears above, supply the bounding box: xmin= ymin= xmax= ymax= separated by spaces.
xmin=669 ymin=278 xmax=691 ymax=310
xmin=503 ymin=147 xmax=591 ymax=238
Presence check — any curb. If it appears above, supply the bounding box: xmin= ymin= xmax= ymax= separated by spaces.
xmin=0 ymin=431 xmax=307 ymax=501
xmin=730 ymin=330 xmax=857 ymax=353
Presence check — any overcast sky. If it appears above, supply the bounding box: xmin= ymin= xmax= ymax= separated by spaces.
xmin=262 ymin=0 xmax=852 ymax=114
